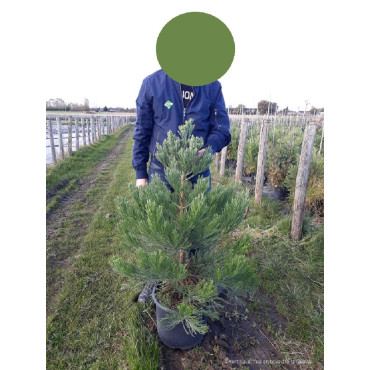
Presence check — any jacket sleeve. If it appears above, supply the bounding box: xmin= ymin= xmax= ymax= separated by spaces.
xmin=204 ymin=84 xmax=231 ymax=154
xmin=132 ymin=78 xmax=154 ymax=179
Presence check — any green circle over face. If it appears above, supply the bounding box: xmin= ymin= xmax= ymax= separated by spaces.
xmin=156 ymin=12 xmax=235 ymax=86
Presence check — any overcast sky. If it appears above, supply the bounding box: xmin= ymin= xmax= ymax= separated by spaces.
xmin=45 ymin=0 xmax=325 ymax=111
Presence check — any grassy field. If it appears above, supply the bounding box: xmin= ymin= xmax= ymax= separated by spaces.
xmin=46 ymin=127 xmax=323 ymax=369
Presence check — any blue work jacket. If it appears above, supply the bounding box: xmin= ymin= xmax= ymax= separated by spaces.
xmin=132 ymin=69 xmax=231 ymax=179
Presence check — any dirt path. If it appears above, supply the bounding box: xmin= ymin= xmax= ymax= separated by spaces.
xmin=46 ymin=129 xmax=133 ymax=317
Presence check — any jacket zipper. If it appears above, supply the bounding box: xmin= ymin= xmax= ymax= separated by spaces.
xmin=179 ymin=83 xmax=186 ymax=123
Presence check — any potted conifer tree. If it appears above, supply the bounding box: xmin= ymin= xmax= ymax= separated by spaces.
xmin=112 ymin=119 xmax=257 ymax=349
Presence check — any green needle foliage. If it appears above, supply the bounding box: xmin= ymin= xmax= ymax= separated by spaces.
xmin=112 ymin=119 xmax=257 ymax=336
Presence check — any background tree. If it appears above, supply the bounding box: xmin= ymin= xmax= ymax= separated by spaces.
xmin=258 ymin=100 xmax=277 ymax=114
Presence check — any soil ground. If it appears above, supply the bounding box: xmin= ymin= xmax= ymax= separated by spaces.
xmin=158 ymin=292 xmax=296 ymax=370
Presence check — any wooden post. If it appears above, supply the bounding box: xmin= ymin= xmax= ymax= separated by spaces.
xmin=319 ymin=121 xmax=324 ymax=155
xmin=235 ymin=118 xmax=249 ymax=183
xmin=95 ymin=117 xmax=99 ymax=141
xmin=81 ymin=117 xmax=86 ymax=146
xmin=47 ymin=119 xmax=57 ymax=164
xmin=87 ymin=118 xmax=91 ymax=145
xmin=291 ymin=118 xmax=322 ymax=240
xmin=102 ymin=117 xmax=105 ymax=135
xmin=254 ymin=119 xmax=270 ymax=205
xmin=220 ymin=146 xmax=227 ymax=176
xmin=57 ymin=116 xmax=65 ymax=160
xmin=91 ymin=117 xmax=95 ymax=143
xmin=98 ymin=117 xmax=102 ymax=139
xmin=75 ymin=117 xmax=79 ymax=151
xmin=214 ymin=152 xmax=220 ymax=172
xmin=67 ymin=116 xmax=72 ymax=156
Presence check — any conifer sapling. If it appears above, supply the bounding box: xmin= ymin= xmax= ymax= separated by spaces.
xmin=112 ymin=119 xmax=257 ymax=335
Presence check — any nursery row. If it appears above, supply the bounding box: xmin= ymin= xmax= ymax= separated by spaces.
xmin=225 ymin=115 xmax=324 ymax=216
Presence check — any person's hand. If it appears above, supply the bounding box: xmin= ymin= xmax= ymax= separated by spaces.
xmin=196 ymin=148 xmax=206 ymax=159
xmin=136 ymin=178 xmax=148 ymax=187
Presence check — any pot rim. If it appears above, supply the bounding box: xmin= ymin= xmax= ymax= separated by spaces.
xmin=151 ymin=283 xmax=175 ymax=314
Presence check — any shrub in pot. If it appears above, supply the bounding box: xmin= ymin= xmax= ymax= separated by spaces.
xmin=111 ymin=120 xmax=257 ymax=349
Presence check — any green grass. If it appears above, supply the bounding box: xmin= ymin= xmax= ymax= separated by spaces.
xmin=243 ymin=197 xmax=323 ymax=365
xmin=46 ymin=127 xmax=131 ymax=214
xmin=47 ymin=129 xmax=160 ymax=369
xmin=211 ymin=162 xmax=324 ymax=366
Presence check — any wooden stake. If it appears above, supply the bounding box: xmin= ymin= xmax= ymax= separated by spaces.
xmin=91 ymin=117 xmax=95 ymax=143
xmin=87 ymin=118 xmax=91 ymax=145
xmin=82 ymin=117 xmax=86 ymax=146
xmin=47 ymin=119 xmax=57 ymax=164
xmin=319 ymin=121 xmax=324 ymax=155
xmin=98 ymin=117 xmax=102 ymax=139
xmin=291 ymin=117 xmax=322 ymax=240
xmin=75 ymin=117 xmax=79 ymax=151
xmin=235 ymin=118 xmax=249 ymax=183
xmin=57 ymin=116 xmax=65 ymax=160
xmin=67 ymin=116 xmax=72 ymax=156
xmin=220 ymin=146 xmax=227 ymax=176
xmin=214 ymin=152 xmax=220 ymax=172
xmin=255 ymin=119 xmax=270 ymax=205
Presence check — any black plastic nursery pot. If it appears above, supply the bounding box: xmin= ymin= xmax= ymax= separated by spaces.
xmin=151 ymin=285 xmax=206 ymax=350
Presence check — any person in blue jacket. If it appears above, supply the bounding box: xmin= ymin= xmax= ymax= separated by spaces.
xmin=132 ymin=69 xmax=231 ymax=302
xmin=133 ymin=69 xmax=231 ymax=190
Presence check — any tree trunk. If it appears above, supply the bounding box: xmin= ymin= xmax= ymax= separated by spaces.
xmin=254 ymin=119 xmax=270 ymax=205
xmin=220 ymin=146 xmax=227 ymax=176
xmin=47 ymin=119 xmax=57 ymax=164
xmin=291 ymin=118 xmax=320 ymax=240
xmin=235 ymin=119 xmax=249 ymax=183
xmin=57 ymin=116 xmax=65 ymax=160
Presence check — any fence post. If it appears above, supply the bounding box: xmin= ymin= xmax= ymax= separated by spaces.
xmin=47 ymin=119 xmax=57 ymax=165
xmin=319 ymin=121 xmax=324 ymax=155
xmin=91 ymin=117 xmax=95 ymax=143
xmin=82 ymin=117 xmax=86 ymax=146
xmin=98 ymin=117 xmax=102 ymax=139
xmin=87 ymin=117 xmax=91 ymax=145
xmin=67 ymin=116 xmax=72 ymax=156
xmin=95 ymin=117 xmax=99 ymax=141
xmin=255 ymin=119 xmax=270 ymax=205
xmin=220 ymin=146 xmax=227 ymax=176
xmin=75 ymin=117 xmax=79 ymax=151
xmin=291 ymin=117 xmax=323 ymax=240
xmin=235 ymin=118 xmax=249 ymax=183
xmin=57 ymin=116 xmax=65 ymax=160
